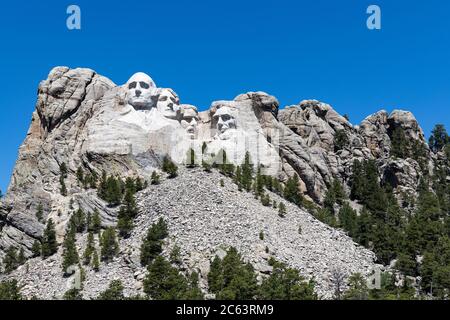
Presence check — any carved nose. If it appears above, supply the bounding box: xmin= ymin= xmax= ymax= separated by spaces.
xmin=135 ymin=90 xmax=141 ymax=97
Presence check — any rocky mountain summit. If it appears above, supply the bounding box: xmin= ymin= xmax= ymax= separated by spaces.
xmin=0 ymin=67 xmax=446 ymax=299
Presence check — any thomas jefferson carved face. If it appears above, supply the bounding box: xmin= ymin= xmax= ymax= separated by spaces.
xmin=214 ymin=106 xmax=236 ymax=134
xmin=180 ymin=105 xmax=199 ymax=136
xmin=157 ymin=88 xmax=180 ymax=119
xmin=125 ymin=72 xmax=156 ymax=110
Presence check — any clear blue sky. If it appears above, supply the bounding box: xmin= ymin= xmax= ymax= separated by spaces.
xmin=0 ymin=0 xmax=449 ymax=193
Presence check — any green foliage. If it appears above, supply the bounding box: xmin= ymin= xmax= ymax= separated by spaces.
xmin=240 ymin=152 xmax=253 ymax=192
xmin=140 ymin=218 xmax=168 ymax=266
xmin=151 ymin=171 xmax=160 ymax=185
xmin=338 ymin=203 xmax=357 ymax=236
xmin=343 ymin=273 xmax=369 ymax=300
xmin=97 ymin=280 xmax=125 ymax=300
xmin=390 ymin=127 xmax=410 ymax=158
xmin=284 ymin=174 xmax=303 ymax=206
xmin=429 ymin=124 xmax=448 ymax=152
xmin=278 ymin=202 xmax=287 ymax=218
xmin=63 ymin=288 xmax=83 ymax=300
xmin=259 ymin=231 xmax=264 ymax=240
xmin=260 ymin=193 xmax=271 ymax=207
xmin=83 ymin=232 xmax=95 ymax=265
xmin=2 ymin=247 xmax=20 ymax=273
xmin=62 ymin=225 xmax=80 ymax=273
xmin=69 ymin=209 xmax=86 ymax=233
xmin=36 ymin=203 xmax=44 ymax=222
xmin=334 ymin=130 xmax=349 ymax=152
xmin=59 ymin=162 xmax=68 ymax=196
xmin=162 ymin=156 xmax=178 ymax=178
xmin=41 ymin=219 xmax=58 ymax=258
xmin=169 ymin=244 xmax=182 ymax=266
xmin=31 ymin=240 xmax=42 ymax=257
xmin=315 ymin=208 xmax=337 ymax=227
xmin=92 ymin=249 xmax=100 ymax=271
xmin=207 ymin=247 xmax=258 ymax=300
xmin=117 ymin=187 xmax=138 ymax=238
xmin=143 ymin=256 xmax=202 ymax=300
xmin=89 ymin=209 xmax=101 ymax=233
xmin=0 ymin=280 xmax=22 ymax=300
xmin=100 ymin=227 xmax=119 ymax=262
xmin=186 ymin=148 xmax=197 ymax=168
xmin=258 ymin=259 xmax=317 ymax=300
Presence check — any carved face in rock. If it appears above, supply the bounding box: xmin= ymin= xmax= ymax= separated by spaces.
xmin=180 ymin=105 xmax=199 ymax=136
xmin=125 ymin=72 xmax=156 ymax=110
xmin=157 ymin=88 xmax=180 ymax=119
xmin=214 ymin=106 xmax=237 ymax=134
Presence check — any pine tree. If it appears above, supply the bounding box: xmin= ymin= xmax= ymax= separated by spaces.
xmin=83 ymin=232 xmax=95 ymax=265
xmin=240 ymin=152 xmax=253 ymax=192
xmin=2 ymin=247 xmax=19 ymax=273
xmin=334 ymin=130 xmax=349 ymax=152
xmin=92 ymin=249 xmax=100 ymax=271
xmin=62 ymin=225 xmax=79 ymax=273
xmin=390 ymin=126 xmax=409 ymax=158
xmin=36 ymin=203 xmax=44 ymax=222
xmin=97 ymin=280 xmax=124 ymax=300
xmin=429 ymin=124 xmax=448 ymax=152
xmin=278 ymin=202 xmax=287 ymax=218
xmin=17 ymin=247 xmax=26 ymax=265
xmin=186 ymin=148 xmax=196 ymax=168
xmin=76 ymin=166 xmax=84 ymax=185
xmin=117 ymin=187 xmax=138 ymax=238
xmin=0 ymin=280 xmax=22 ymax=300
xmin=162 ymin=156 xmax=178 ymax=178
xmin=69 ymin=209 xmax=86 ymax=233
xmin=234 ymin=166 xmax=242 ymax=191
xmin=284 ymin=174 xmax=302 ymax=206
xmin=31 ymin=240 xmax=42 ymax=257
xmin=140 ymin=218 xmax=168 ymax=266
xmin=338 ymin=203 xmax=357 ymax=236
xmin=151 ymin=171 xmax=160 ymax=185
xmin=41 ymin=219 xmax=58 ymax=258
xmin=143 ymin=255 xmax=190 ymax=300
xmin=169 ymin=244 xmax=182 ymax=266
xmin=343 ymin=273 xmax=369 ymax=300
xmin=100 ymin=227 xmax=119 ymax=262
xmin=59 ymin=162 xmax=68 ymax=196
xmin=60 ymin=176 xmax=68 ymax=196
xmin=89 ymin=209 xmax=101 ymax=233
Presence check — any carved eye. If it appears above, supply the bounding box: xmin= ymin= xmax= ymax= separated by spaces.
xmin=140 ymin=82 xmax=150 ymax=89
xmin=170 ymin=97 xmax=178 ymax=104
xmin=159 ymin=95 xmax=168 ymax=101
xmin=221 ymin=115 xmax=231 ymax=121
xmin=128 ymin=82 xmax=137 ymax=89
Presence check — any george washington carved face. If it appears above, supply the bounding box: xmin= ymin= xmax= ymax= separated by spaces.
xmin=125 ymin=72 xmax=157 ymax=110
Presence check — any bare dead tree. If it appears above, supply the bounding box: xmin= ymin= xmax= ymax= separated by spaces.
xmin=330 ymin=268 xmax=347 ymax=300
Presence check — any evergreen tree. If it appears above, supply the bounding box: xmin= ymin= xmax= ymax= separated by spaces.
xmin=390 ymin=126 xmax=409 ymax=158
xmin=278 ymin=202 xmax=287 ymax=218
xmin=2 ymin=247 xmax=19 ymax=273
xmin=63 ymin=288 xmax=83 ymax=300
xmin=240 ymin=152 xmax=253 ymax=192
xmin=284 ymin=174 xmax=302 ymax=206
xmin=89 ymin=209 xmax=101 ymax=233
xmin=69 ymin=209 xmax=86 ymax=233
xmin=92 ymin=249 xmax=100 ymax=271
xmin=97 ymin=280 xmax=124 ymax=300
xmin=162 ymin=156 xmax=178 ymax=178
xmin=117 ymin=187 xmax=138 ymax=238
xmin=76 ymin=166 xmax=84 ymax=185
xmin=83 ymin=232 xmax=95 ymax=265
xmin=31 ymin=240 xmax=42 ymax=257
xmin=151 ymin=171 xmax=161 ymax=185
xmin=41 ymin=219 xmax=58 ymax=258
xmin=186 ymin=148 xmax=197 ymax=168
xmin=170 ymin=244 xmax=182 ymax=266
xmin=17 ymin=248 xmax=26 ymax=265
xmin=234 ymin=166 xmax=242 ymax=191
xmin=143 ymin=256 xmax=191 ymax=300
xmin=343 ymin=273 xmax=369 ymax=300
xmin=0 ymin=280 xmax=22 ymax=300
xmin=36 ymin=203 xmax=44 ymax=222
xmin=100 ymin=227 xmax=119 ymax=262
xmin=258 ymin=259 xmax=317 ymax=300
xmin=429 ymin=124 xmax=448 ymax=152
xmin=207 ymin=247 xmax=258 ymax=300
xmin=62 ymin=225 xmax=80 ymax=273
xmin=140 ymin=218 xmax=168 ymax=266
xmin=338 ymin=203 xmax=357 ymax=236
xmin=59 ymin=162 xmax=68 ymax=196
xmin=334 ymin=130 xmax=349 ymax=152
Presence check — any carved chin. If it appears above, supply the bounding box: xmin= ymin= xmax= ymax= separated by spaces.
xmin=129 ymin=98 xmax=153 ymax=110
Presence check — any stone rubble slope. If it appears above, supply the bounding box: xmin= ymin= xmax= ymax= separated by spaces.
xmin=1 ymin=168 xmax=378 ymax=299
